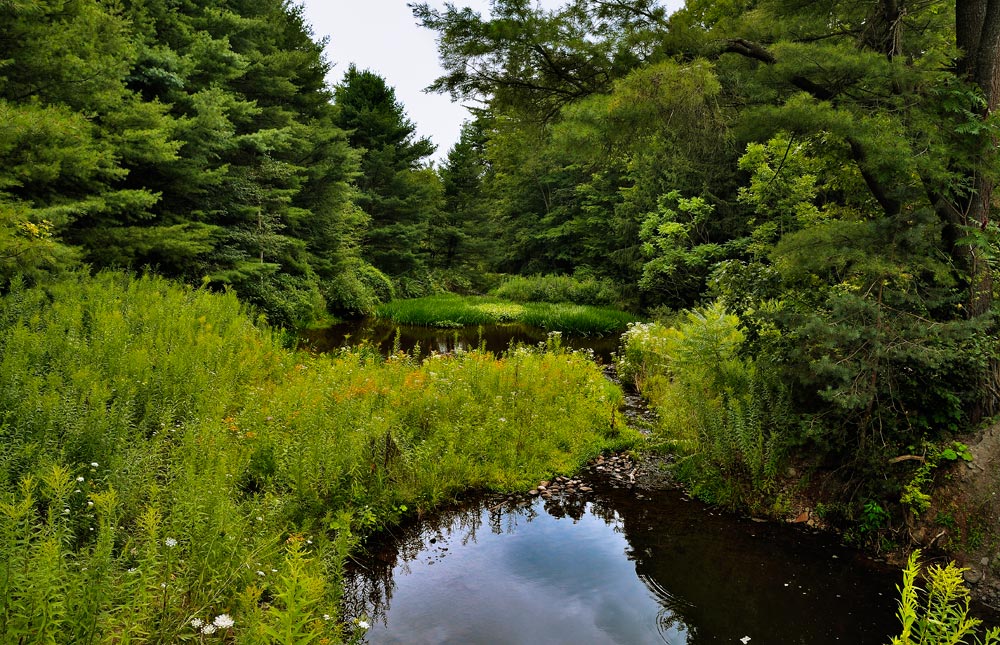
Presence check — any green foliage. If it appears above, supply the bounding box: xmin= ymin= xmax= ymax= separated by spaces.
xmin=376 ymin=294 xmax=640 ymax=334
xmin=901 ymin=442 xmax=977 ymax=517
xmin=0 ymin=0 xmax=376 ymax=324
xmin=618 ymin=302 xmax=791 ymax=506
xmin=491 ymin=274 xmax=623 ymax=307
xmin=889 ymin=550 xmax=1000 ymax=645
xmin=0 ymin=272 xmax=633 ymax=641
xmin=334 ymin=65 xmax=440 ymax=278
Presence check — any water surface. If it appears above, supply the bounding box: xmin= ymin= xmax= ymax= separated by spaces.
xmin=343 ymin=482 xmax=902 ymax=644
xmin=301 ymin=319 xmax=620 ymax=362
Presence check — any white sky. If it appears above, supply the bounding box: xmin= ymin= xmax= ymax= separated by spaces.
xmin=299 ymin=0 xmax=664 ymax=163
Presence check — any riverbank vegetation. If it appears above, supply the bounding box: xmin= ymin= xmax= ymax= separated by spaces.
xmin=0 ymin=272 xmax=632 ymax=642
xmin=375 ymin=293 xmax=640 ymax=334
xmin=4 ymin=0 xmax=1000 ymax=635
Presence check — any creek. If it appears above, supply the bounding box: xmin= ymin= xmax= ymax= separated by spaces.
xmin=300 ymin=318 xmax=621 ymax=362
xmin=306 ymin=321 xmax=921 ymax=643
xmin=340 ymin=480 xmax=901 ymax=644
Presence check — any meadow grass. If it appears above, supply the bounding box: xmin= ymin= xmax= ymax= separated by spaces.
xmin=0 ymin=272 xmax=634 ymax=643
xmin=490 ymin=274 xmax=623 ymax=307
xmin=375 ymin=294 xmax=640 ymax=334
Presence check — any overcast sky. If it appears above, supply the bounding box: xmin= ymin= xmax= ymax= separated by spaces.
xmin=296 ymin=1 xmax=614 ymax=163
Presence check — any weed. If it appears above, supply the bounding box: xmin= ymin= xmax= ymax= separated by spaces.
xmin=0 ymin=271 xmax=637 ymax=642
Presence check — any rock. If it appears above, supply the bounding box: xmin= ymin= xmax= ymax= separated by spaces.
xmin=964 ymin=568 xmax=984 ymax=584
xmin=528 ymin=489 xmax=539 ymax=496
xmin=983 ymin=557 xmax=991 ymax=567
xmin=793 ymin=511 xmax=810 ymax=523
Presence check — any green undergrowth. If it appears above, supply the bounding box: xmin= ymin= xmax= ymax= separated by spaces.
xmin=375 ymin=293 xmax=640 ymax=334
xmin=0 ymin=272 xmax=633 ymax=643
xmin=490 ymin=274 xmax=624 ymax=308
xmin=617 ymin=303 xmax=791 ymax=510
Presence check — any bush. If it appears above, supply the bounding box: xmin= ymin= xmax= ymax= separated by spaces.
xmin=618 ymin=302 xmax=790 ymax=505
xmin=321 ymin=261 xmax=395 ymax=318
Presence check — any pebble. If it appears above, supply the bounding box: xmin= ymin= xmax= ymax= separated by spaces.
xmin=964 ymin=568 xmax=984 ymax=584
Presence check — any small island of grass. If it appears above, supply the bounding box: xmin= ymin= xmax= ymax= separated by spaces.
xmin=374 ymin=294 xmax=642 ymax=335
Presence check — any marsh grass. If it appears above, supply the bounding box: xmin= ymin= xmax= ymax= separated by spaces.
xmin=0 ymin=272 xmax=633 ymax=643
xmin=375 ymin=294 xmax=639 ymax=334
xmin=490 ymin=274 xmax=622 ymax=307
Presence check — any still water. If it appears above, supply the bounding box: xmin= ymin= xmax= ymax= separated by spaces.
xmin=343 ymin=480 xmax=902 ymax=644
xmin=300 ymin=319 xmax=621 ymax=362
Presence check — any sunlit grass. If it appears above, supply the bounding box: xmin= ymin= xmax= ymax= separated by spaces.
xmin=0 ymin=271 xmax=635 ymax=642
xmin=376 ymin=294 xmax=640 ymax=334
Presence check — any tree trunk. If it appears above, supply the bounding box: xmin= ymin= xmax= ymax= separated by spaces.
xmin=955 ymin=0 xmax=1000 ymax=316
xmin=955 ymin=0 xmax=1000 ymax=419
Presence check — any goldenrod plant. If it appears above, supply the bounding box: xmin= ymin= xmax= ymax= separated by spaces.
xmin=889 ymin=550 xmax=1000 ymax=645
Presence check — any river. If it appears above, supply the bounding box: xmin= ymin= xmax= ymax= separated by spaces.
xmin=308 ymin=320 xmax=984 ymax=644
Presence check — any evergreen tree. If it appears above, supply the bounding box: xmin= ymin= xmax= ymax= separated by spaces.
xmin=433 ymin=119 xmax=493 ymax=272
xmin=334 ymin=65 xmax=439 ymax=280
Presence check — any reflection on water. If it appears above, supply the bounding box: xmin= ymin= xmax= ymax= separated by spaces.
xmin=300 ymin=319 xmax=621 ymax=362
xmin=343 ymin=482 xmax=902 ymax=644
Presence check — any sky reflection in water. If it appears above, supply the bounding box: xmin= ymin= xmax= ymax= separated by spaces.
xmin=343 ymin=486 xmax=900 ymax=644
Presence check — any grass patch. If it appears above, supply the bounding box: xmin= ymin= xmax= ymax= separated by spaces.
xmin=490 ymin=274 xmax=623 ymax=307
xmin=0 ymin=272 xmax=635 ymax=643
xmin=376 ymin=294 xmax=640 ymax=334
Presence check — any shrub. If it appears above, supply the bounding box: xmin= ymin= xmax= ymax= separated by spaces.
xmin=618 ymin=301 xmax=790 ymax=504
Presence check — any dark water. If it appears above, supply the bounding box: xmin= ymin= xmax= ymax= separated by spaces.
xmin=343 ymin=481 xmax=904 ymax=645
xmin=300 ymin=319 xmax=621 ymax=362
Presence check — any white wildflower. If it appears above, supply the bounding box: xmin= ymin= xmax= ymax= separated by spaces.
xmin=256 ymin=570 xmax=265 ymax=577
xmin=357 ymin=620 xmax=370 ymax=630
xmin=323 ymin=614 xmax=331 ymax=621
xmin=76 ymin=476 xmax=85 ymax=482
xmin=164 ymin=537 xmax=177 ymax=548
xmin=213 ymin=613 xmax=235 ymax=629
xmin=90 ymin=462 xmax=98 ymax=468
xmin=201 ymin=623 xmax=217 ymax=635
xmin=190 ymin=618 xmax=203 ymax=628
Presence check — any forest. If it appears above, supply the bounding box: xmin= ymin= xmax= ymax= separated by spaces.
xmin=2 ymin=0 xmax=1000 ymax=641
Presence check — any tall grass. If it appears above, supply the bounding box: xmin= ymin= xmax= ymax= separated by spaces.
xmin=0 ymin=272 xmax=633 ymax=643
xmin=375 ymin=294 xmax=640 ymax=334
xmin=490 ymin=274 xmax=623 ymax=307
xmin=617 ymin=302 xmax=790 ymax=507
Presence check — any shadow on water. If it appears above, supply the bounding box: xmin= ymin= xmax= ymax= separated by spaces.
xmin=300 ymin=319 xmax=621 ymax=362
xmin=342 ymin=481 xmax=903 ymax=645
